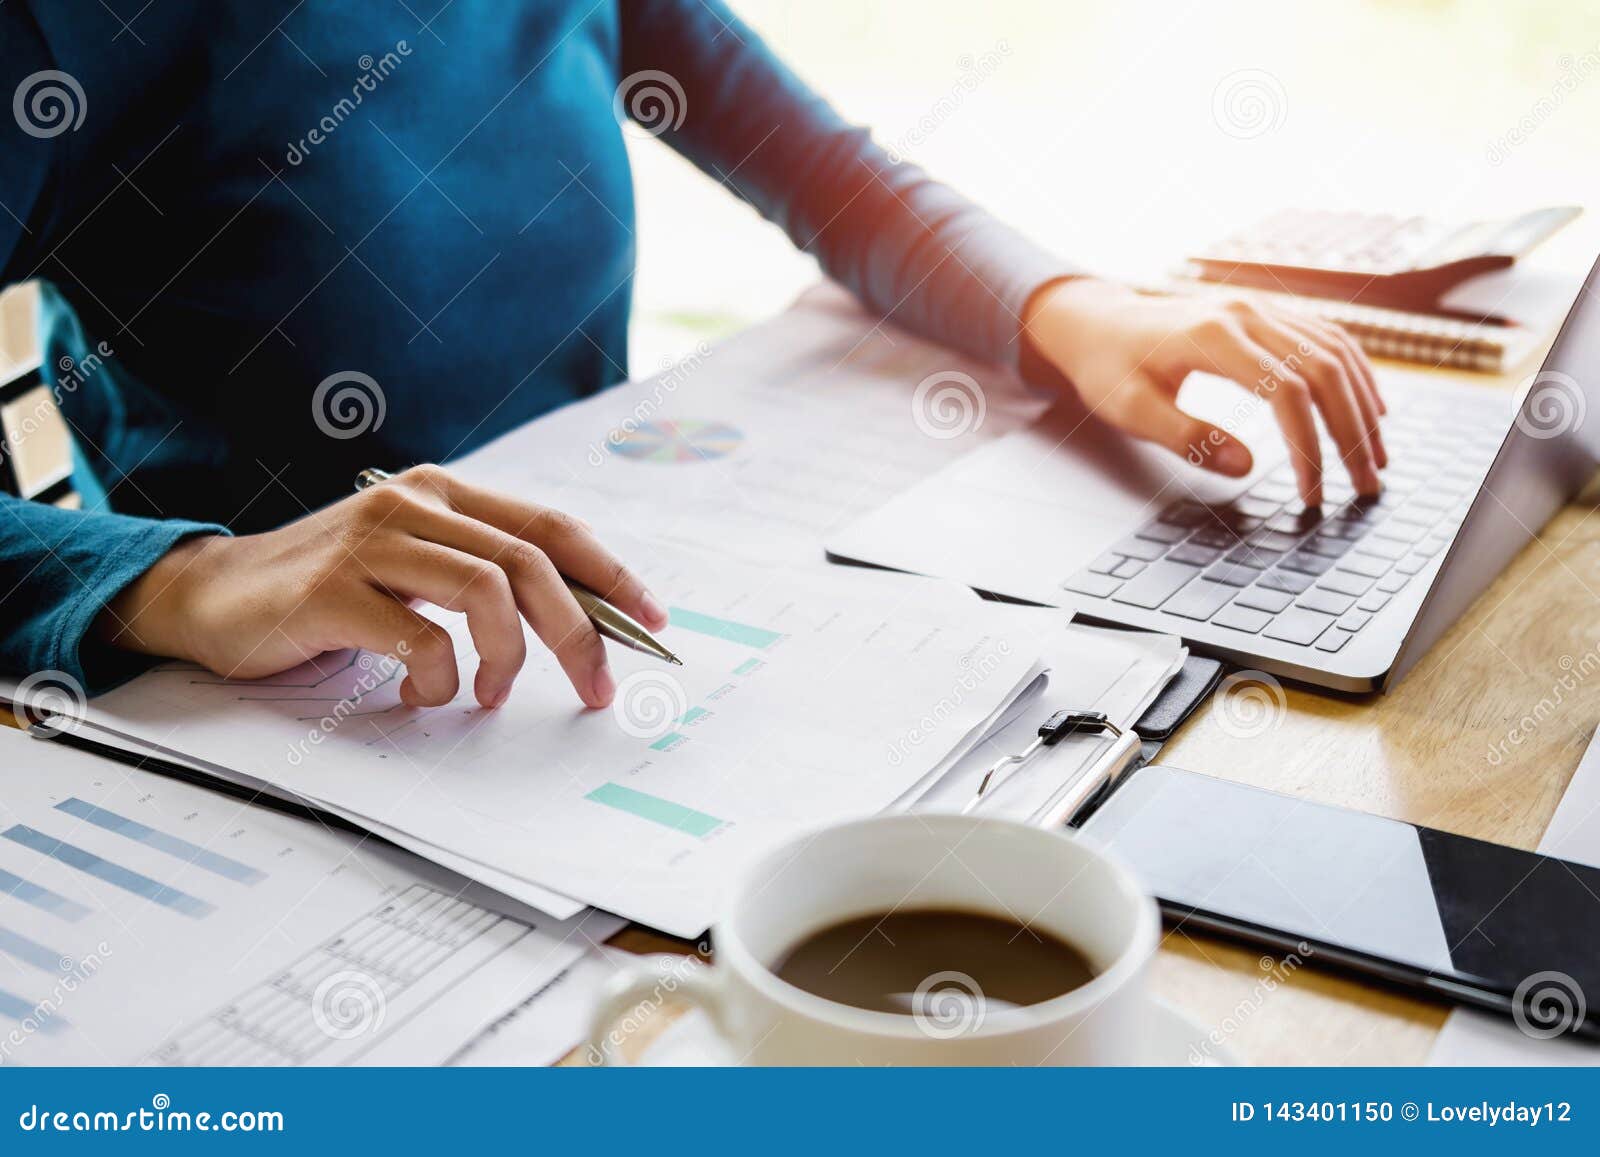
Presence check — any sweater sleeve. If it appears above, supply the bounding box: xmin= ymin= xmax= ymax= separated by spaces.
xmin=618 ymin=0 xmax=1079 ymax=373
xmin=1 ymin=5 xmax=225 ymax=694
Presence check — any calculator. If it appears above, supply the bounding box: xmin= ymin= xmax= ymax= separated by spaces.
xmin=1186 ymin=205 xmax=1580 ymax=308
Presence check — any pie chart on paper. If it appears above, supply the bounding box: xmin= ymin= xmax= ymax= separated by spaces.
xmin=610 ymin=419 xmax=745 ymax=464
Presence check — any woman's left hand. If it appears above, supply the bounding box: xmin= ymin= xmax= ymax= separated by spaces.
xmin=1021 ymin=278 xmax=1387 ymax=508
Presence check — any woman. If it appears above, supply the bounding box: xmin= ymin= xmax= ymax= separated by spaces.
xmin=0 ymin=1 xmax=1383 ymax=710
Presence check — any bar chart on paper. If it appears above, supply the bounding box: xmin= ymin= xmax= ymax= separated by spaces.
xmin=0 ymin=739 xmax=600 ymax=1065
xmin=77 ymin=535 xmax=1043 ymax=934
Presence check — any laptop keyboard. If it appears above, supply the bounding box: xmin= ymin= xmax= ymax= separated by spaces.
xmin=1062 ymin=392 xmax=1507 ymax=653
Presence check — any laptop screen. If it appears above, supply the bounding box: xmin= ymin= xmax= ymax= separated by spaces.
xmin=1388 ymin=255 xmax=1600 ymax=688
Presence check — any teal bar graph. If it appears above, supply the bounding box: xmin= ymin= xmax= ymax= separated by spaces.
xmin=649 ymin=732 xmax=688 ymax=752
xmin=678 ymin=707 xmax=707 ymax=724
xmin=55 ymin=798 xmax=265 ymax=884
xmin=668 ymin=607 xmax=783 ymax=650
xmin=585 ymin=783 xmax=724 ymax=838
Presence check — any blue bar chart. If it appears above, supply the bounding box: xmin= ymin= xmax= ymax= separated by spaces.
xmin=2 ymin=825 xmax=216 ymax=918
xmin=0 ymin=865 xmax=91 ymax=922
xmin=0 ymin=926 xmax=69 ymax=973
xmin=54 ymin=798 xmax=266 ymax=885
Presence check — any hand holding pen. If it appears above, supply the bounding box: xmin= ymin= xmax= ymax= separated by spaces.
xmin=93 ymin=463 xmax=676 ymax=712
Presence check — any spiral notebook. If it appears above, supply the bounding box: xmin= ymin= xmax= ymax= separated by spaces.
xmin=1153 ymin=273 xmax=1553 ymax=374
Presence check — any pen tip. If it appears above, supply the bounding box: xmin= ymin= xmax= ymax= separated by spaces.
xmin=669 ymin=655 xmax=684 ymax=666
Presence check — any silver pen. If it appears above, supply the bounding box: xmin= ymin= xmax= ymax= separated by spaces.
xmin=354 ymin=467 xmax=681 ymax=666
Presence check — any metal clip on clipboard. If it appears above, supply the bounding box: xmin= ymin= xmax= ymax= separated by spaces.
xmin=961 ymin=709 xmax=1144 ymax=829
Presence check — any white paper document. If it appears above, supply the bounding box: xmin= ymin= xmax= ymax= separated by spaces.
xmin=73 ymin=538 xmax=1042 ymax=936
xmin=0 ymin=735 xmax=620 ymax=1065
xmin=450 ymin=287 xmax=1050 ymax=568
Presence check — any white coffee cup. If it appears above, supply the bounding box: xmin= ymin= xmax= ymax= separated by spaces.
xmin=586 ymin=813 xmax=1160 ymax=1065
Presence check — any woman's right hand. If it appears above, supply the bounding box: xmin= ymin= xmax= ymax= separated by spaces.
xmin=93 ymin=464 xmax=668 ymax=709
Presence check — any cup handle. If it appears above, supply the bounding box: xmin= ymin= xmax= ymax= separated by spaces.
xmin=585 ymin=956 xmax=732 ymax=1066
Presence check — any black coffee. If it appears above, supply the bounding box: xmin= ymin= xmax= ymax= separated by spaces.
xmin=771 ymin=908 xmax=1097 ymax=1015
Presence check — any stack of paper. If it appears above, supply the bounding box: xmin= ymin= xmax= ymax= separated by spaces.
xmin=2 ymin=294 xmax=1185 ymax=1062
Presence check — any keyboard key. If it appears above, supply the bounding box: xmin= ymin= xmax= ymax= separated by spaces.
xmin=1169 ymin=542 xmax=1223 ymax=567
xmin=1247 ymin=529 xmax=1303 ymax=553
xmin=1372 ymin=519 xmax=1424 ymax=544
xmin=1158 ymin=502 xmax=1211 ymax=527
xmin=1266 ymin=510 xmax=1324 ymax=535
xmin=1258 ymin=569 xmax=1313 ymax=595
xmin=1377 ymin=572 xmax=1410 ymax=593
xmin=1395 ymin=553 xmax=1431 ymax=575
xmin=1298 ymin=588 xmax=1355 ymax=616
xmin=1088 ymin=551 xmax=1125 ymax=574
xmin=1064 ymin=571 xmax=1123 ymax=598
xmin=1205 ymin=562 xmax=1258 ymax=587
xmin=1318 ymin=570 xmax=1374 ymax=597
xmin=1191 ymin=526 xmax=1244 ymax=549
xmin=1338 ymin=553 xmax=1390 ymax=579
xmin=1231 ymin=496 xmax=1283 ymax=520
xmin=1281 ymin=551 xmax=1335 ymax=576
xmin=1235 ymin=586 xmax=1294 ymax=613
xmin=1356 ymin=591 xmax=1392 ymax=612
xmin=1247 ymin=480 xmax=1297 ymax=503
xmin=1355 ymin=537 xmax=1408 ymax=561
xmin=1315 ymin=628 xmax=1355 ymax=653
xmin=1111 ymin=559 xmax=1203 ymax=609
xmin=1338 ymin=610 xmax=1373 ymax=632
xmin=1212 ymin=603 xmax=1274 ymax=634
xmin=1161 ymin=579 xmax=1238 ymax=621
xmin=1135 ymin=521 xmax=1189 ymax=544
xmin=1109 ymin=558 xmax=1146 ymax=579
xmin=1302 ymin=534 xmax=1351 ymax=559
xmin=1263 ymin=607 xmax=1337 ymax=646
xmin=1225 ymin=544 xmax=1280 ymax=569
xmin=1114 ymin=536 xmax=1167 ymax=562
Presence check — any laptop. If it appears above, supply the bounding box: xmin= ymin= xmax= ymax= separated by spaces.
xmin=827 ymin=258 xmax=1600 ymax=692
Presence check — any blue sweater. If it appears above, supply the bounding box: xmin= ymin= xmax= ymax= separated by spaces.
xmin=0 ymin=0 xmax=1067 ymax=690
